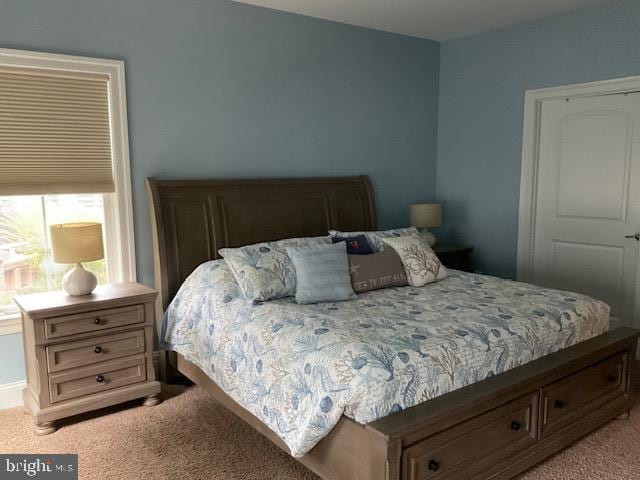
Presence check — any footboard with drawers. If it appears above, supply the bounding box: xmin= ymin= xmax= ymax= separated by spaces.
xmin=175 ymin=327 xmax=637 ymax=480
xmin=371 ymin=327 xmax=637 ymax=480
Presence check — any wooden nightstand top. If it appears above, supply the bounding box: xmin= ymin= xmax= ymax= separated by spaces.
xmin=432 ymin=244 xmax=474 ymax=254
xmin=432 ymin=244 xmax=474 ymax=272
xmin=14 ymin=282 xmax=157 ymax=318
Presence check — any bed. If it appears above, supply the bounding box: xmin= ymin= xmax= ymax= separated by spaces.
xmin=146 ymin=176 xmax=638 ymax=480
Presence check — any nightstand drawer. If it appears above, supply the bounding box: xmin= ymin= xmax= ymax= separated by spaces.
xmin=46 ymin=330 xmax=146 ymax=373
xmin=49 ymin=355 xmax=147 ymax=404
xmin=44 ymin=304 xmax=144 ymax=340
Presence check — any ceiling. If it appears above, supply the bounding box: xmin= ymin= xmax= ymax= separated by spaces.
xmin=230 ymin=0 xmax=610 ymax=41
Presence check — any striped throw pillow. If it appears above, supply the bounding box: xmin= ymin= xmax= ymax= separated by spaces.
xmin=287 ymin=242 xmax=356 ymax=304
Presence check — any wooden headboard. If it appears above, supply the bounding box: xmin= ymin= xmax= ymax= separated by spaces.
xmin=145 ymin=176 xmax=376 ymax=315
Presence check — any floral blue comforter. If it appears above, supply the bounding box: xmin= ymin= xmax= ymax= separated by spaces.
xmin=163 ymin=260 xmax=609 ymax=457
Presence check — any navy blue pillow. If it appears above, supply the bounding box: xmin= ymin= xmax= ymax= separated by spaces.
xmin=331 ymin=234 xmax=374 ymax=255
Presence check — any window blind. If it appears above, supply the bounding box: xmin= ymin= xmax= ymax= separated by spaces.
xmin=0 ymin=66 xmax=114 ymax=195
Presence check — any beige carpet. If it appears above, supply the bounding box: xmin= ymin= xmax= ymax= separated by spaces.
xmin=1 ymin=385 xmax=638 ymax=480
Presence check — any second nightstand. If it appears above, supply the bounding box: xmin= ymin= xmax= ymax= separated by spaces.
xmin=15 ymin=282 xmax=161 ymax=435
xmin=432 ymin=244 xmax=474 ymax=272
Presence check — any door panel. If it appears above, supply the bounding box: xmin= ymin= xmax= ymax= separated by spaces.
xmin=533 ymin=93 xmax=640 ymax=326
xmin=556 ymin=113 xmax=631 ymax=220
xmin=551 ymin=240 xmax=624 ymax=309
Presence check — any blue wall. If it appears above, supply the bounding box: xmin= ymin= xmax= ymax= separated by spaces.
xmin=4 ymin=0 xmax=639 ymax=386
xmin=436 ymin=0 xmax=640 ymax=278
xmin=0 ymin=0 xmax=440 ymax=383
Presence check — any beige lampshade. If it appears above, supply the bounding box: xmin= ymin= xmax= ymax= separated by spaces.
xmin=410 ymin=203 xmax=442 ymax=228
xmin=50 ymin=222 xmax=104 ymax=264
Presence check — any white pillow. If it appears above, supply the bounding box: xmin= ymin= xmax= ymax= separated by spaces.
xmin=382 ymin=236 xmax=447 ymax=286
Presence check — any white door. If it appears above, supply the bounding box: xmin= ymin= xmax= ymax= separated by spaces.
xmin=533 ymin=92 xmax=640 ymax=326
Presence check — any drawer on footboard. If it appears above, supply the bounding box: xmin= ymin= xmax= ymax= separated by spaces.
xmin=539 ymin=350 xmax=629 ymax=438
xmin=402 ymin=391 xmax=539 ymax=480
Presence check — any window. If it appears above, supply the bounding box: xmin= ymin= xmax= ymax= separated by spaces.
xmin=0 ymin=48 xmax=135 ymax=334
xmin=0 ymin=194 xmax=106 ymax=319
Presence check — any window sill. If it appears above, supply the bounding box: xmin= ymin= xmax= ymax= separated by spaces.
xmin=0 ymin=315 xmax=21 ymax=335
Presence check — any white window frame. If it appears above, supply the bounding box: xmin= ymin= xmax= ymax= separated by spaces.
xmin=0 ymin=48 xmax=136 ymax=335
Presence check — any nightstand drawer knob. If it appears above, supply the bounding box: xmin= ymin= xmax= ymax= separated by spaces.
xmin=94 ymin=346 xmax=102 ymax=354
xmin=96 ymin=375 xmax=105 ymax=383
xmin=554 ymin=399 xmax=565 ymax=409
xmin=94 ymin=318 xmax=102 ymax=325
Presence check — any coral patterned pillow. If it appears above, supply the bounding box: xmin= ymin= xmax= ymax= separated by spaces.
xmin=219 ymin=236 xmax=331 ymax=302
xmin=381 ymin=236 xmax=447 ymax=286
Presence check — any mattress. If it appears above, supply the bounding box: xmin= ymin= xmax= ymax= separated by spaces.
xmin=163 ymin=260 xmax=610 ymax=457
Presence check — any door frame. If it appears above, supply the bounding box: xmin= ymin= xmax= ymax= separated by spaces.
xmin=517 ymin=75 xmax=640 ymax=285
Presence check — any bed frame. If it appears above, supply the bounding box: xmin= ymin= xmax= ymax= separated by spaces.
xmin=146 ymin=176 xmax=638 ymax=480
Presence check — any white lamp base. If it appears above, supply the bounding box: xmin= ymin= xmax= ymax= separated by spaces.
xmin=62 ymin=263 xmax=97 ymax=296
xmin=420 ymin=229 xmax=437 ymax=247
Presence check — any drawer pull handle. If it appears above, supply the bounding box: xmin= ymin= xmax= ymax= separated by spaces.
xmin=554 ymin=399 xmax=565 ymax=409
xmin=96 ymin=375 xmax=105 ymax=383
xmin=94 ymin=346 xmax=102 ymax=354
xmin=428 ymin=460 xmax=439 ymax=472
xmin=94 ymin=318 xmax=102 ymax=325
xmin=510 ymin=421 xmax=521 ymax=431
xmin=607 ymin=374 xmax=618 ymax=383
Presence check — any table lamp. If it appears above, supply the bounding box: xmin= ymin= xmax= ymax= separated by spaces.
xmin=410 ymin=203 xmax=442 ymax=247
xmin=50 ymin=222 xmax=104 ymax=296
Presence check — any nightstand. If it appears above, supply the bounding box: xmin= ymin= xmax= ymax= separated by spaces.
xmin=14 ymin=283 xmax=161 ymax=435
xmin=432 ymin=244 xmax=474 ymax=272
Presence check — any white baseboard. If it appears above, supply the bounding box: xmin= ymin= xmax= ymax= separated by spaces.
xmin=0 ymin=380 xmax=26 ymax=410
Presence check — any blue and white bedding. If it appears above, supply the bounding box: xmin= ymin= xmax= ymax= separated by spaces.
xmin=163 ymin=260 xmax=609 ymax=457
